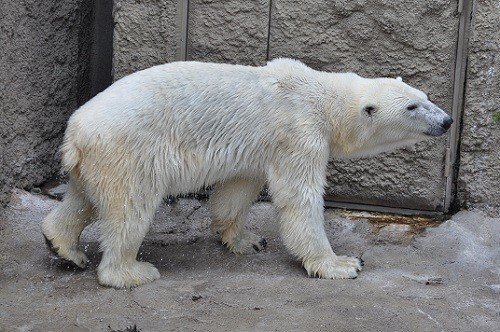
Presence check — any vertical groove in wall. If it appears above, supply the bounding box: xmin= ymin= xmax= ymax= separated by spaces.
xmin=444 ymin=0 xmax=473 ymax=212
xmin=90 ymin=0 xmax=113 ymax=97
xmin=265 ymin=0 xmax=273 ymax=61
xmin=176 ymin=0 xmax=189 ymax=61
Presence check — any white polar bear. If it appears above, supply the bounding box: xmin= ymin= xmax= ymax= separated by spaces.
xmin=42 ymin=58 xmax=452 ymax=288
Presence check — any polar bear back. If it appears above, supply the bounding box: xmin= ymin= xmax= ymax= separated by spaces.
xmin=64 ymin=60 xmax=323 ymax=195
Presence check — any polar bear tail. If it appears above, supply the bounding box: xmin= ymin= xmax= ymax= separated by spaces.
xmin=60 ymin=136 xmax=82 ymax=177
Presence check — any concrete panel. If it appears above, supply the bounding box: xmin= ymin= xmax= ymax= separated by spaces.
xmin=187 ymin=0 xmax=270 ymax=65
xmin=0 ymin=1 xmax=92 ymax=206
xmin=269 ymin=0 xmax=458 ymax=211
xmin=113 ymin=0 xmax=181 ymax=80
xmin=457 ymin=0 xmax=500 ymax=216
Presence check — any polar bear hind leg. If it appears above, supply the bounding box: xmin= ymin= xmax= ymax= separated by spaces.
xmin=210 ymin=177 xmax=267 ymax=254
xmin=42 ymin=175 xmax=94 ymax=268
xmin=96 ymin=194 xmax=162 ymax=288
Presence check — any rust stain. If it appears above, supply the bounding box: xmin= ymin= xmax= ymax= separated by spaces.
xmin=338 ymin=210 xmax=443 ymax=234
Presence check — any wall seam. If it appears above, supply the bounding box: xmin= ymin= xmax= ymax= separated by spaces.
xmin=444 ymin=0 xmax=473 ymax=212
xmin=177 ymin=0 xmax=190 ymax=61
xmin=265 ymin=0 xmax=273 ymax=61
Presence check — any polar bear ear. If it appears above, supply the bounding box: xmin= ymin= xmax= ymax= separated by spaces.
xmin=396 ymin=76 xmax=403 ymax=82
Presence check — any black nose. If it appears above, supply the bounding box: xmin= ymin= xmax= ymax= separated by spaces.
xmin=441 ymin=117 xmax=453 ymax=130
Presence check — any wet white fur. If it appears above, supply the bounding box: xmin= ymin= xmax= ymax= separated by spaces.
xmin=42 ymin=59 xmax=449 ymax=288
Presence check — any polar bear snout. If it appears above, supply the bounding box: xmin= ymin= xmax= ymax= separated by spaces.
xmin=426 ymin=114 xmax=453 ymax=137
xmin=419 ymin=102 xmax=453 ymax=137
xmin=441 ymin=116 xmax=453 ymax=131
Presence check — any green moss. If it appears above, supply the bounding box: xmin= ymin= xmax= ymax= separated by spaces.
xmin=493 ymin=112 xmax=500 ymax=124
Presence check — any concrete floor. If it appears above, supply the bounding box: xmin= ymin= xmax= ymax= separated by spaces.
xmin=0 ymin=189 xmax=499 ymax=331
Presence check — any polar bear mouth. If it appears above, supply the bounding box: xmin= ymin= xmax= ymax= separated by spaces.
xmin=425 ymin=127 xmax=448 ymax=137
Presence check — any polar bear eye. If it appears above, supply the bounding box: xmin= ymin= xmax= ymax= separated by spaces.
xmin=363 ymin=105 xmax=376 ymax=116
xmin=407 ymin=104 xmax=418 ymax=111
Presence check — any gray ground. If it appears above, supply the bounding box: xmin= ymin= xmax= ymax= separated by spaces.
xmin=0 ymin=189 xmax=499 ymax=332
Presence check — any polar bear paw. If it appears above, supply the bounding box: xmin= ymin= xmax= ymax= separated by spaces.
xmin=43 ymin=234 xmax=89 ymax=269
xmin=303 ymin=255 xmax=363 ymax=279
xmin=223 ymin=230 xmax=267 ymax=254
xmin=98 ymin=261 xmax=161 ymax=288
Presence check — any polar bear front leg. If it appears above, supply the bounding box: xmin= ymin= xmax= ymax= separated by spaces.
xmin=96 ymin=201 xmax=161 ymax=288
xmin=210 ymin=177 xmax=267 ymax=254
xmin=275 ymin=193 xmax=362 ymax=279
xmin=268 ymin=158 xmax=362 ymax=279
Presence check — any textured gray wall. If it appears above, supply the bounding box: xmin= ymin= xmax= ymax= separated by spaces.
xmin=2 ymin=0 xmax=498 ymax=214
xmin=113 ymin=0 xmax=270 ymax=79
xmin=0 ymin=1 xmax=92 ymax=206
xmin=112 ymin=0 xmax=496 ymax=213
xmin=113 ymin=0 xmax=180 ymax=80
xmin=268 ymin=0 xmax=457 ymax=211
xmin=457 ymin=0 xmax=500 ymax=216
xmin=187 ymin=0 xmax=270 ymax=65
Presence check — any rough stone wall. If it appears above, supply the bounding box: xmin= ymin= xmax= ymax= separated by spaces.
xmin=457 ymin=0 xmax=500 ymax=216
xmin=7 ymin=0 xmax=491 ymax=213
xmin=269 ymin=0 xmax=458 ymax=211
xmin=111 ymin=0 xmax=459 ymax=212
xmin=113 ymin=0 xmax=270 ymax=78
xmin=113 ymin=0 xmax=180 ymax=80
xmin=114 ymin=0 xmax=458 ymax=210
xmin=0 ymin=1 xmax=92 ymax=206
xmin=187 ymin=0 xmax=270 ymax=65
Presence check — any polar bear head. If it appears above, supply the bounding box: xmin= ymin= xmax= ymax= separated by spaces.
xmin=331 ymin=75 xmax=453 ymax=158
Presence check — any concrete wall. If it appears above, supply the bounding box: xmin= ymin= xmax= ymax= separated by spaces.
xmin=457 ymin=0 xmax=500 ymax=216
xmin=113 ymin=0 xmax=458 ymax=212
xmin=113 ymin=0 xmax=181 ymax=80
xmin=0 ymin=1 xmax=93 ymax=206
xmin=187 ymin=0 xmax=269 ymax=65
xmin=1 ymin=0 xmax=498 ymax=215
xmin=268 ymin=0 xmax=457 ymax=211
xmin=113 ymin=0 xmax=270 ymax=80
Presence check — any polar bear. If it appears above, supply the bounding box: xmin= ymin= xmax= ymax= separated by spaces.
xmin=42 ymin=58 xmax=452 ymax=288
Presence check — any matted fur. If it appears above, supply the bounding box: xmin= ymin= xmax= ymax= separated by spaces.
xmin=42 ymin=59 xmax=452 ymax=288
